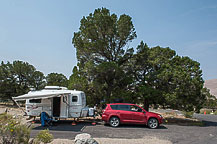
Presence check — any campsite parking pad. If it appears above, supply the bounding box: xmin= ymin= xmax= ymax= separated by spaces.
xmin=30 ymin=114 xmax=217 ymax=144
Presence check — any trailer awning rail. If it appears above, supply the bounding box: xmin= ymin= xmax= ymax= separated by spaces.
xmin=12 ymin=91 xmax=71 ymax=101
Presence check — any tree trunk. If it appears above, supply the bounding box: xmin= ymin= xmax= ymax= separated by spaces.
xmin=106 ymin=88 xmax=112 ymax=103
xmin=143 ymin=99 xmax=149 ymax=112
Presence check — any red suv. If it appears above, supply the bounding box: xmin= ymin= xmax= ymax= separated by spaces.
xmin=102 ymin=103 xmax=163 ymax=129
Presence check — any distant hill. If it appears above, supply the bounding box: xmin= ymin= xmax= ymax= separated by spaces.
xmin=204 ymin=79 xmax=217 ymax=98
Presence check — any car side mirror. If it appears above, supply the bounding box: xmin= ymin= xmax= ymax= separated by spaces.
xmin=138 ymin=109 xmax=142 ymax=112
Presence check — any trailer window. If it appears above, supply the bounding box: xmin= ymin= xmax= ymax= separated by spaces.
xmin=72 ymin=96 xmax=78 ymax=102
xmin=29 ymin=99 xmax=41 ymax=103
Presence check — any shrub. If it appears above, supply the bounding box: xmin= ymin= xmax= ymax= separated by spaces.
xmin=0 ymin=113 xmax=32 ymax=144
xmin=214 ymin=111 xmax=217 ymax=115
xmin=0 ymin=113 xmax=53 ymax=144
xmin=206 ymin=110 xmax=211 ymax=114
xmin=34 ymin=129 xmax=53 ymax=144
xmin=184 ymin=111 xmax=194 ymax=118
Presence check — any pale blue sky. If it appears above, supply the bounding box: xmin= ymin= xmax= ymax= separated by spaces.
xmin=0 ymin=0 xmax=217 ymax=80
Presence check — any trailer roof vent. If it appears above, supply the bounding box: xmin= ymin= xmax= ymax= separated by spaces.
xmin=44 ymin=86 xmax=68 ymax=90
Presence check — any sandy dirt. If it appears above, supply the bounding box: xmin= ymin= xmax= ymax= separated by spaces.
xmin=51 ymin=137 xmax=172 ymax=144
xmin=0 ymin=105 xmax=30 ymax=124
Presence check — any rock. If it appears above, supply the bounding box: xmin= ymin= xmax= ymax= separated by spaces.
xmin=75 ymin=133 xmax=98 ymax=144
xmin=75 ymin=133 xmax=91 ymax=141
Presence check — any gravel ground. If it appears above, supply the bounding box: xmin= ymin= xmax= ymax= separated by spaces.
xmin=94 ymin=137 xmax=172 ymax=144
xmin=50 ymin=137 xmax=172 ymax=144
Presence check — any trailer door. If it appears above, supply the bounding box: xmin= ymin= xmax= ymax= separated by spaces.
xmin=60 ymin=95 xmax=68 ymax=118
xmin=53 ymin=97 xmax=61 ymax=117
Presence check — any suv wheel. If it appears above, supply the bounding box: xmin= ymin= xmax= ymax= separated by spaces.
xmin=109 ymin=117 xmax=120 ymax=127
xmin=148 ymin=118 xmax=159 ymax=129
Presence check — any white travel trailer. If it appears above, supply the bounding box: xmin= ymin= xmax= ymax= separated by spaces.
xmin=12 ymin=86 xmax=90 ymax=118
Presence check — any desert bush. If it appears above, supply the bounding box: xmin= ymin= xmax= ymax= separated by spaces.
xmin=34 ymin=129 xmax=53 ymax=144
xmin=0 ymin=113 xmax=31 ymax=144
xmin=0 ymin=113 xmax=53 ymax=144
xmin=184 ymin=111 xmax=194 ymax=118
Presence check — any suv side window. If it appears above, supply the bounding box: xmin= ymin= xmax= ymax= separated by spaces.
xmin=110 ymin=105 xmax=118 ymax=110
xmin=130 ymin=105 xmax=143 ymax=112
xmin=118 ymin=105 xmax=130 ymax=111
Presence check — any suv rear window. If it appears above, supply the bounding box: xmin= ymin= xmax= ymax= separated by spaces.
xmin=102 ymin=104 xmax=107 ymax=109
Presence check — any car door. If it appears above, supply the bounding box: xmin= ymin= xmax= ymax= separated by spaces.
xmin=130 ymin=105 xmax=147 ymax=124
xmin=117 ymin=105 xmax=132 ymax=123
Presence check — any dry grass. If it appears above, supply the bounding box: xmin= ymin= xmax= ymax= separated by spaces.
xmin=158 ymin=111 xmax=204 ymax=126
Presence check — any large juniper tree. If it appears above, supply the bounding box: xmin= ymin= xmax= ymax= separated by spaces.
xmin=71 ymin=8 xmax=207 ymax=111
xmin=132 ymin=41 xmax=205 ymax=111
xmin=72 ymin=8 xmax=136 ymax=104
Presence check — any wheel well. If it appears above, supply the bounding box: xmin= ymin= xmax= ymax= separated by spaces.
xmin=109 ymin=115 xmax=120 ymax=121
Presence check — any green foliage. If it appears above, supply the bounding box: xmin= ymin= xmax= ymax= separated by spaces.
xmin=32 ymin=71 xmax=46 ymax=90
xmin=34 ymin=129 xmax=53 ymax=144
xmin=0 ymin=61 xmax=45 ymax=101
xmin=200 ymin=109 xmax=211 ymax=114
xmin=184 ymin=111 xmax=194 ymax=118
xmin=0 ymin=113 xmax=53 ymax=144
xmin=164 ymin=56 xmax=205 ymax=112
xmin=206 ymin=110 xmax=211 ymax=114
xmin=214 ymin=111 xmax=217 ymax=115
xmin=202 ymin=88 xmax=217 ymax=109
xmin=68 ymin=66 xmax=97 ymax=106
xmin=71 ymin=8 xmax=136 ymax=105
xmin=131 ymin=41 xmax=205 ymax=111
xmin=0 ymin=113 xmax=32 ymax=144
xmin=46 ymin=73 xmax=68 ymax=87
xmin=73 ymin=7 xmax=136 ymax=65
xmin=68 ymin=66 xmax=88 ymax=91
xmin=70 ymin=7 xmax=207 ymax=112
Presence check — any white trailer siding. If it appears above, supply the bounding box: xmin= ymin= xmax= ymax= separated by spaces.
xmin=69 ymin=94 xmax=83 ymax=118
xmin=13 ymin=86 xmax=88 ymax=118
xmin=26 ymin=98 xmax=52 ymax=116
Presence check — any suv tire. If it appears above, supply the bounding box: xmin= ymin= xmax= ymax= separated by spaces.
xmin=109 ymin=116 xmax=120 ymax=127
xmin=148 ymin=118 xmax=159 ymax=129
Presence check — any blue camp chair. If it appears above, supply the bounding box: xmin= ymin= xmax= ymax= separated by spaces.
xmin=40 ymin=112 xmax=52 ymax=127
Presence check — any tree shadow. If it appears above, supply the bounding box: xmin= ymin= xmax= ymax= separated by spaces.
xmin=104 ymin=123 xmax=167 ymax=129
xmin=163 ymin=117 xmax=205 ymax=127
xmin=193 ymin=114 xmax=217 ymax=127
xmin=32 ymin=120 xmax=96 ymax=132
xmin=201 ymin=120 xmax=217 ymax=127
